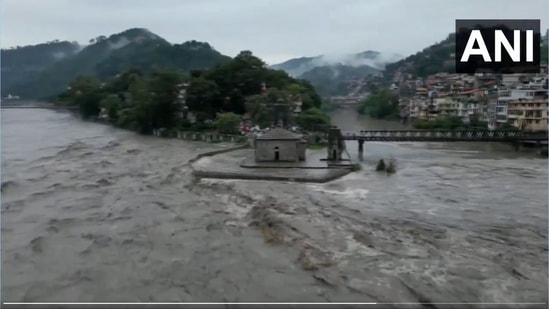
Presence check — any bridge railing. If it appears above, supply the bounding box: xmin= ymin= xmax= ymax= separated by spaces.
xmin=341 ymin=130 xmax=547 ymax=141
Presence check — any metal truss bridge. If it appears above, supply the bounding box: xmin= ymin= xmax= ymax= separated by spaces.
xmin=343 ymin=130 xmax=548 ymax=142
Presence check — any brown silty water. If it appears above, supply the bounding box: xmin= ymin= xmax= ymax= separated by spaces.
xmin=2 ymin=108 xmax=547 ymax=306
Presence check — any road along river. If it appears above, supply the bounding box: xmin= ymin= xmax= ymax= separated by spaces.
xmin=2 ymin=108 xmax=547 ymax=307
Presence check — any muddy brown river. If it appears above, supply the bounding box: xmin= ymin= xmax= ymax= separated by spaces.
xmin=2 ymin=108 xmax=547 ymax=307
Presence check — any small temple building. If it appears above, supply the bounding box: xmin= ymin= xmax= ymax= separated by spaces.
xmin=254 ymin=127 xmax=307 ymax=162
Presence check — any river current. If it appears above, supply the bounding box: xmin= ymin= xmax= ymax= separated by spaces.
xmin=2 ymin=108 xmax=548 ymax=306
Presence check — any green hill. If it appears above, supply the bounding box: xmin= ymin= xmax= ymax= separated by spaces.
xmin=385 ymin=32 xmax=549 ymax=80
xmin=384 ymin=34 xmax=456 ymax=79
xmin=5 ymin=28 xmax=232 ymax=100
xmin=1 ymin=40 xmax=80 ymax=95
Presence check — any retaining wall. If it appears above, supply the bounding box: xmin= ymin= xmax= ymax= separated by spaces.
xmin=188 ymin=144 xmax=251 ymax=164
xmin=239 ymin=160 xmax=352 ymax=170
xmin=192 ymin=169 xmax=351 ymax=183
xmin=177 ymin=131 xmax=247 ymax=143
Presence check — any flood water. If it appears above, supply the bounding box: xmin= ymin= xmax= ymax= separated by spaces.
xmin=2 ymin=108 xmax=548 ymax=307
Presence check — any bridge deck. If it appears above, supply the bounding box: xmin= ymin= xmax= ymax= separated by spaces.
xmin=342 ymin=130 xmax=548 ymax=142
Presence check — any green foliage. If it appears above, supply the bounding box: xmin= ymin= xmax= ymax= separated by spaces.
xmin=385 ymin=32 xmax=549 ymax=78
xmin=376 ymin=159 xmax=386 ymax=171
xmin=196 ymin=51 xmax=322 ymax=116
xmin=295 ymin=107 xmax=331 ymax=132
xmin=386 ymin=161 xmax=396 ymax=174
xmin=308 ymin=143 xmax=326 ymax=150
xmin=186 ymin=77 xmax=220 ymax=117
xmin=57 ymin=49 xmax=326 ymax=137
xmin=375 ymin=159 xmax=396 ymax=174
xmin=497 ymin=123 xmax=521 ymax=131
xmin=59 ymin=75 xmax=104 ymax=119
xmin=413 ymin=116 xmax=464 ymax=130
xmin=148 ymin=68 xmax=185 ymax=130
xmin=245 ymin=93 xmax=274 ymax=127
xmin=5 ymin=29 xmax=230 ymax=100
xmin=414 ymin=116 xmax=489 ymax=130
xmin=385 ymin=34 xmax=456 ymax=79
xmin=358 ymin=88 xmax=399 ymax=120
xmin=320 ymin=99 xmax=336 ymax=112
xmin=214 ymin=112 xmax=241 ymax=134
xmin=1 ymin=41 xmax=80 ymax=94
xmin=350 ymin=163 xmax=362 ymax=171
xmin=100 ymin=94 xmax=122 ymax=121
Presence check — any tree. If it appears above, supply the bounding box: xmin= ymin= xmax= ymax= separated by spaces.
xmin=245 ymin=94 xmax=273 ymax=127
xmin=126 ymin=76 xmax=153 ymax=133
xmin=358 ymin=88 xmax=399 ymax=120
xmin=60 ymin=75 xmax=103 ymax=119
xmin=295 ymin=107 xmax=331 ymax=132
xmin=100 ymin=94 xmax=122 ymax=122
xmin=53 ymin=46 xmax=328 ymax=136
xmin=215 ymin=112 xmax=241 ymax=134
xmin=186 ymin=77 xmax=220 ymax=117
xmin=413 ymin=116 xmax=464 ymax=130
xmin=147 ymin=68 xmax=185 ymax=130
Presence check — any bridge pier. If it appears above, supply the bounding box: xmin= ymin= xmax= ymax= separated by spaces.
xmin=358 ymin=140 xmax=365 ymax=154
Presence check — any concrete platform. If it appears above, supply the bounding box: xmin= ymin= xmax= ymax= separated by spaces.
xmin=190 ymin=148 xmax=353 ymax=183
xmin=239 ymin=148 xmax=352 ymax=169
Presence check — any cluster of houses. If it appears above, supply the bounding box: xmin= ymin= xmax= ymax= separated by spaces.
xmin=392 ymin=66 xmax=549 ymax=132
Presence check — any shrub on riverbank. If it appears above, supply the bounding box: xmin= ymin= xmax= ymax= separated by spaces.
xmin=413 ymin=116 xmax=489 ymax=130
xmin=386 ymin=161 xmax=396 ymax=174
xmin=357 ymin=88 xmax=400 ymax=120
xmin=376 ymin=159 xmax=386 ymax=171
xmin=351 ymin=163 xmax=362 ymax=171
xmin=375 ymin=159 xmax=396 ymax=174
xmin=308 ymin=143 xmax=326 ymax=150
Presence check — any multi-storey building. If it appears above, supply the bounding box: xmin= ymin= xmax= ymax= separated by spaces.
xmin=507 ymin=98 xmax=548 ymax=132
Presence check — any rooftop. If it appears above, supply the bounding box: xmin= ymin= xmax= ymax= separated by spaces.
xmin=256 ymin=127 xmax=302 ymax=140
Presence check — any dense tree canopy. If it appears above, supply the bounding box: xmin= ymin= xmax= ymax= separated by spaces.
xmin=1 ymin=40 xmax=80 ymax=95
xmin=57 ymin=50 xmax=330 ymax=135
xmin=357 ymin=88 xmax=400 ymax=120
xmin=295 ymin=107 xmax=331 ymax=132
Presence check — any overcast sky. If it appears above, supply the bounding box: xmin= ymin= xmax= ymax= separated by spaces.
xmin=1 ymin=0 xmax=547 ymax=64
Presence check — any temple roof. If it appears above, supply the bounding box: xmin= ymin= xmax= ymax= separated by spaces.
xmin=256 ymin=127 xmax=302 ymax=140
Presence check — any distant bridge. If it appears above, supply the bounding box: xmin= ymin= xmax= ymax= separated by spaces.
xmin=343 ymin=130 xmax=547 ymax=142
xmin=341 ymin=130 xmax=548 ymax=153
xmin=330 ymin=97 xmax=361 ymax=107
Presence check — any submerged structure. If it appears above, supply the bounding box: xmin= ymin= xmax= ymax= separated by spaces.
xmin=327 ymin=126 xmax=346 ymax=161
xmin=254 ymin=127 xmax=307 ymax=162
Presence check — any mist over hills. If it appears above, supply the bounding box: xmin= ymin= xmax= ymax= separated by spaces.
xmin=5 ymin=27 xmax=545 ymax=101
xmin=271 ymin=50 xmax=403 ymax=77
xmin=1 ymin=41 xmax=81 ymax=95
xmin=1 ymin=28 xmax=231 ymax=100
xmin=270 ymin=50 xmax=403 ymax=96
